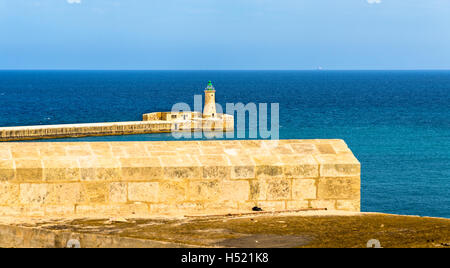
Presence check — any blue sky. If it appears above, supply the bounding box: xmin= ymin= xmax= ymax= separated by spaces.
xmin=1 ymin=0 xmax=449 ymax=70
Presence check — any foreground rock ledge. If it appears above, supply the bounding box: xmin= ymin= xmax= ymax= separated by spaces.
xmin=0 ymin=212 xmax=448 ymax=248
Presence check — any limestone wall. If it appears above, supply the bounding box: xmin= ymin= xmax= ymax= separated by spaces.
xmin=0 ymin=139 xmax=360 ymax=217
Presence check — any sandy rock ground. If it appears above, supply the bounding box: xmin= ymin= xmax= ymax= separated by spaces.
xmin=0 ymin=211 xmax=449 ymax=248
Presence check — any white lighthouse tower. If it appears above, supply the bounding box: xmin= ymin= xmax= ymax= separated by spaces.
xmin=203 ymin=81 xmax=217 ymax=118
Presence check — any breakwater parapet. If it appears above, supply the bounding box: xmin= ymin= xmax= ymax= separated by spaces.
xmin=0 ymin=139 xmax=360 ymax=217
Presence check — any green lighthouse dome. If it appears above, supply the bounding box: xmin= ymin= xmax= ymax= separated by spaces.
xmin=206 ymin=81 xmax=215 ymax=91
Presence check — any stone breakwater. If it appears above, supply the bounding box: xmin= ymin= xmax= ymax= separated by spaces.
xmin=0 ymin=113 xmax=234 ymax=141
xmin=0 ymin=139 xmax=360 ymax=218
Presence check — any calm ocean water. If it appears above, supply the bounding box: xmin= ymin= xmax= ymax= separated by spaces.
xmin=0 ymin=70 xmax=449 ymax=218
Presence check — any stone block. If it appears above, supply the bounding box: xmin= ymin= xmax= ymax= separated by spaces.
xmin=44 ymin=205 xmax=75 ymax=216
xmin=128 ymin=182 xmax=159 ymax=202
xmin=231 ymin=166 xmax=255 ymax=179
xmin=262 ymin=142 xmax=295 ymax=154
xmin=188 ymin=180 xmax=221 ymax=201
xmin=280 ymin=155 xmax=319 ymax=178
xmin=266 ymin=179 xmax=291 ymax=200
xmin=0 ymin=182 xmax=19 ymax=205
xmin=80 ymin=182 xmax=108 ymax=203
xmin=0 ymin=205 xmax=22 ymax=216
xmin=290 ymin=143 xmax=319 ymax=154
xmin=122 ymin=144 xmax=150 ymax=158
xmin=158 ymin=181 xmax=187 ymax=203
xmin=316 ymin=144 xmax=336 ymax=154
xmin=317 ymin=177 xmax=360 ymax=199
xmin=329 ymin=140 xmax=351 ymax=153
xmin=90 ymin=143 xmax=113 ymax=158
xmin=11 ymin=148 xmax=40 ymax=159
xmin=120 ymin=157 xmax=162 ymax=181
xmin=19 ymin=183 xmax=48 ymax=205
xmin=78 ymin=157 xmax=121 ymax=181
xmin=150 ymin=202 xmax=203 ymax=215
xmin=336 ymin=199 xmax=360 ymax=212
xmin=64 ymin=144 xmax=93 ymax=157
xmin=256 ymin=201 xmax=285 ymax=211
xmin=163 ymin=166 xmax=202 ymax=179
xmin=255 ymin=165 xmax=283 ymax=178
xmin=0 ymin=160 xmax=14 ymax=181
xmin=227 ymin=155 xmax=255 ymax=179
xmin=0 ymin=147 xmax=11 ymax=160
xmin=237 ymin=201 xmax=258 ymax=211
xmin=15 ymin=160 xmax=43 ymax=182
xmin=39 ymin=146 xmax=66 ymax=158
xmin=249 ymin=178 xmax=290 ymax=201
xmin=46 ymin=183 xmax=82 ymax=205
xmin=75 ymin=204 xmax=149 ymax=217
xmin=109 ymin=182 xmax=127 ymax=203
xmin=43 ymin=159 xmax=80 ymax=182
xmin=315 ymin=153 xmax=361 ymax=177
xmin=310 ymin=200 xmax=336 ymax=210
xmin=198 ymin=155 xmax=231 ymax=179
xmin=286 ymin=200 xmax=310 ymax=210
xmin=160 ymin=156 xmax=203 ymax=179
xmin=292 ymin=179 xmax=317 ymax=200
xmin=117 ymin=203 xmax=150 ymax=217
xmin=220 ymin=180 xmax=250 ymax=201
xmin=203 ymin=200 xmax=238 ymax=212
xmin=249 ymin=179 xmax=268 ymax=201
xmin=199 ymin=147 xmax=225 ymax=155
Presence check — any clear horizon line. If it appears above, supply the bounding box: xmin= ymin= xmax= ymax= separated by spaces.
xmin=1 ymin=68 xmax=450 ymax=71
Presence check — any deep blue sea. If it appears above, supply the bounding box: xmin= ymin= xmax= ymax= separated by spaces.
xmin=0 ymin=70 xmax=449 ymax=218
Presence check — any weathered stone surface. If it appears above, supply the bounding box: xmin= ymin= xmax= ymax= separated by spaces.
xmin=128 ymin=182 xmax=159 ymax=202
xmin=109 ymin=182 xmax=127 ymax=203
xmin=315 ymin=153 xmax=361 ymax=177
xmin=0 ymin=160 xmax=14 ymax=181
xmin=280 ymin=155 xmax=319 ymax=178
xmin=286 ymin=200 xmax=310 ymax=210
xmin=228 ymin=155 xmax=255 ymax=179
xmin=336 ymin=199 xmax=361 ymax=211
xmin=292 ymin=179 xmax=317 ymax=200
xmin=158 ymin=181 xmax=187 ymax=203
xmin=76 ymin=203 xmax=149 ymax=217
xmin=198 ymin=155 xmax=231 ymax=179
xmin=44 ymin=205 xmax=75 ymax=216
xmin=310 ymin=200 xmax=336 ymax=210
xmin=15 ymin=160 xmax=43 ymax=182
xmin=0 ymin=139 xmax=360 ymax=217
xmin=188 ymin=180 xmax=221 ymax=201
xmin=161 ymin=155 xmax=202 ymax=179
xmin=0 ymin=147 xmax=11 ymax=160
xmin=20 ymin=183 xmax=48 ymax=205
xmin=256 ymin=201 xmax=285 ymax=211
xmin=317 ymin=177 xmax=360 ymax=199
xmin=221 ymin=180 xmax=250 ymax=201
xmin=0 ymin=182 xmax=19 ymax=205
xmin=120 ymin=157 xmax=162 ymax=181
xmin=249 ymin=179 xmax=268 ymax=201
xmin=46 ymin=183 xmax=81 ymax=205
xmin=43 ymin=159 xmax=80 ymax=182
xmin=266 ymin=178 xmax=291 ymax=200
xmin=80 ymin=182 xmax=108 ymax=203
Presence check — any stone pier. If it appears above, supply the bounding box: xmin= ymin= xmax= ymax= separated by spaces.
xmin=0 ymin=112 xmax=234 ymax=142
